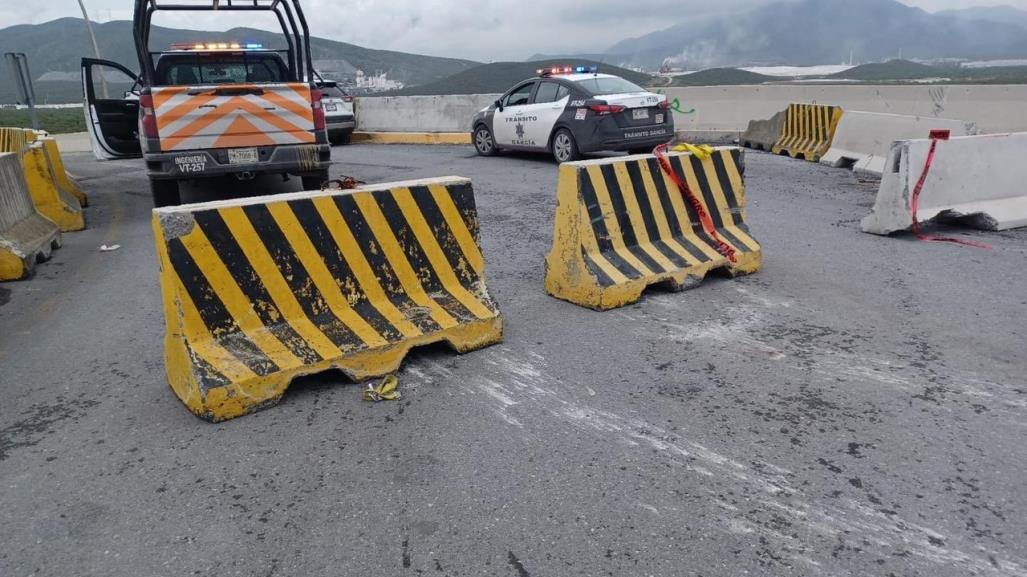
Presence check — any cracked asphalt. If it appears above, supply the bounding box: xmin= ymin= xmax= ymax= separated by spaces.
xmin=1 ymin=143 xmax=1026 ymax=577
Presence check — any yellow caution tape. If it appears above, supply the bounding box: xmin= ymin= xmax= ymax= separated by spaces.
xmin=363 ymin=375 xmax=401 ymax=402
xmin=672 ymin=143 xmax=715 ymax=160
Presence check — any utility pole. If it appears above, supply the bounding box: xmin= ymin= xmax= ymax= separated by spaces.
xmin=77 ymin=0 xmax=108 ymax=98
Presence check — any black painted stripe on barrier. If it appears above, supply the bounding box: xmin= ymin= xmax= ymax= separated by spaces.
xmin=623 ymin=161 xmax=693 ymax=269
xmin=664 ymin=156 xmax=734 ymax=258
xmin=642 ymin=157 xmax=714 ymax=265
xmin=191 ymin=353 xmax=233 ymax=392
xmin=583 ymin=251 xmax=617 ymax=288
xmin=373 ymin=191 xmax=478 ymax=322
xmin=682 ymin=155 xmax=748 ymax=251
xmin=332 ymin=194 xmax=444 ymax=336
xmin=597 ymin=164 xmax=666 ymax=274
xmin=286 ymin=198 xmax=406 ymax=342
xmin=193 ymin=211 xmax=323 ymax=365
xmin=710 ymin=151 xmax=746 ymax=228
xmin=166 ymin=238 xmax=280 ymax=377
xmin=408 ymin=184 xmax=484 ymax=290
xmin=578 ymin=168 xmax=645 ymax=280
xmin=241 ymin=203 xmax=376 ymax=352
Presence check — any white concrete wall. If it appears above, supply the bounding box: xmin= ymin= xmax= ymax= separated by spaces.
xmin=355 ymin=94 xmax=500 ymax=133
xmin=355 ymin=85 xmax=1027 ymax=136
xmin=661 ymin=85 xmax=1027 ymax=135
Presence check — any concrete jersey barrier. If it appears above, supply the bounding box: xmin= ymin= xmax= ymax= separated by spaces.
xmin=821 ymin=111 xmax=976 ymax=178
xmin=740 ymin=110 xmax=787 ymax=151
xmin=0 ymin=152 xmax=62 ymax=281
xmin=153 ymin=176 xmax=504 ymax=421
xmin=544 ymin=148 xmax=762 ymax=310
xmin=772 ymin=103 xmax=843 ymax=162
xmin=862 ymin=132 xmax=1027 ymax=235
xmin=355 ymin=94 xmax=501 ymax=133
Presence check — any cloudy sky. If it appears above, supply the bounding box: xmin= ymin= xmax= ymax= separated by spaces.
xmin=1 ymin=0 xmax=1025 ymax=60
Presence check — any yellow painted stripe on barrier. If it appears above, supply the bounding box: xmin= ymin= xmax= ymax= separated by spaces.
xmin=428 ymin=183 xmax=485 ymax=277
xmin=611 ymin=163 xmax=679 ymax=273
xmin=353 ymin=194 xmax=459 ymax=329
xmin=310 ymin=196 xmax=423 ymax=338
xmin=655 ymin=162 xmax=726 ymax=262
xmin=585 ymin=164 xmax=655 ymax=276
xmin=699 ymin=158 xmax=761 ymax=253
xmin=636 ymin=160 xmax=704 ymax=267
xmin=179 ymin=224 xmax=303 ymax=369
xmin=679 ymin=157 xmax=742 ymax=256
xmin=265 ymin=203 xmax=391 ymax=349
xmin=393 ymin=188 xmax=494 ymax=320
xmin=171 ymin=271 xmax=259 ymax=385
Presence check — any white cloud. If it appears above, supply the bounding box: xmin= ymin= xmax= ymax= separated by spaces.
xmin=2 ymin=0 xmax=1027 ymax=60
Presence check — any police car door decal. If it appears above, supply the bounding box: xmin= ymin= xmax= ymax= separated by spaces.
xmin=493 ymin=83 xmax=536 ymax=147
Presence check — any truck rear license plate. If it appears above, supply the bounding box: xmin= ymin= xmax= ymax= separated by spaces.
xmin=228 ymin=148 xmax=258 ymax=164
xmin=633 ymin=108 xmax=649 ymax=120
xmin=325 ymin=103 xmax=338 ymax=111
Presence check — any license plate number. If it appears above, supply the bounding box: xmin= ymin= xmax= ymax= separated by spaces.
xmin=325 ymin=103 xmax=338 ymax=112
xmin=656 ymin=113 xmax=664 ymax=124
xmin=633 ymin=108 xmax=649 ymax=120
xmin=228 ymin=148 xmax=258 ymax=165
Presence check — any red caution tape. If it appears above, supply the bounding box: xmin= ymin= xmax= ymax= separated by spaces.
xmin=910 ymin=132 xmax=992 ymax=249
xmin=653 ymin=143 xmax=737 ymax=263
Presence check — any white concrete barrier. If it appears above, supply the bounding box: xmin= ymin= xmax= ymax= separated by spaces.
xmin=821 ymin=111 xmax=976 ymax=178
xmin=862 ymin=132 xmax=1027 ymax=235
xmin=355 ymin=94 xmax=500 ymax=133
xmin=661 ymin=85 xmax=1027 ymax=136
xmin=353 ymin=85 xmax=1027 ymax=137
xmin=0 ymin=152 xmax=61 ymax=281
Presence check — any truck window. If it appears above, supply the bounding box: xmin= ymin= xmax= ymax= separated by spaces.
xmin=156 ymin=55 xmax=288 ymax=86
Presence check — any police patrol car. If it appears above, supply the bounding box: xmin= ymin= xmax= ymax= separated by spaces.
xmin=471 ymin=66 xmax=674 ymax=163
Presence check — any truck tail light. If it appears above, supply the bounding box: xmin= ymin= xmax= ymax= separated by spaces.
xmin=589 ymin=103 xmax=625 ymax=116
xmin=140 ymin=93 xmax=159 ymax=139
xmin=311 ymin=88 xmax=326 ymax=131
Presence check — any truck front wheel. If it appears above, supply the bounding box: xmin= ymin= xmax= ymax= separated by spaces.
xmin=150 ymin=179 xmax=180 ymax=208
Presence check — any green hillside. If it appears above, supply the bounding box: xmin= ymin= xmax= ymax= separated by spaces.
xmin=390 ymin=60 xmax=654 ymax=96
xmin=0 ymin=18 xmax=479 ymax=104
xmin=829 ymin=60 xmax=942 ymax=81
xmin=670 ymin=68 xmax=776 ymax=86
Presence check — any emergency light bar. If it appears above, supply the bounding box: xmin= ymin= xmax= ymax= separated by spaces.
xmin=537 ymin=65 xmax=599 ymax=77
xmin=169 ymin=41 xmax=264 ymax=51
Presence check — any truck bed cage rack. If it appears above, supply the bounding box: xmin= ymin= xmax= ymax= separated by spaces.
xmin=132 ymin=0 xmax=314 ymax=85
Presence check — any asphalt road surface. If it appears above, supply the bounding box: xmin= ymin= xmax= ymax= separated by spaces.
xmin=2 ymin=144 xmax=1026 ymax=577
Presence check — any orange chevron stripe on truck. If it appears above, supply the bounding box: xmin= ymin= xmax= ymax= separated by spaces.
xmin=151 ymin=83 xmax=317 ymax=152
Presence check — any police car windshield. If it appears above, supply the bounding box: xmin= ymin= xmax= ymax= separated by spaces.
xmin=573 ymin=76 xmax=645 ymax=96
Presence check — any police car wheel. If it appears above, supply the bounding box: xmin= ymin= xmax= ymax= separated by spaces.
xmin=474 ymin=125 xmax=497 ymax=156
xmin=552 ymin=129 xmax=581 ymax=163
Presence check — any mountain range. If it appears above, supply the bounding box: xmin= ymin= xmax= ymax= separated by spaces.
xmin=606 ymin=0 xmax=1027 ymax=69
xmin=0 ymin=18 xmax=478 ymax=104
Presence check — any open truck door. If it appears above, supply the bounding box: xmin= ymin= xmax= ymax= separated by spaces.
xmin=81 ymin=58 xmax=143 ymax=160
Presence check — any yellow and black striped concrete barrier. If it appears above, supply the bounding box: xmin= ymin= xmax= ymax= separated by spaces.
xmin=38 ymin=136 xmax=88 ymax=207
xmin=771 ymin=103 xmax=843 ymax=162
xmin=0 ymin=152 xmax=62 ymax=281
xmin=0 ymin=128 xmax=85 ymax=232
xmin=153 ymin=176 xmax=504 ymax=421
xmin=544 ymin=148 xmax=762 ymax=310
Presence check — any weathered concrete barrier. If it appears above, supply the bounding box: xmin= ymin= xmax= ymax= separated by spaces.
xmin=740 ymin=110 xmax=786 ymax=151
xmin=862 ymin=132 xmax=1027 ymax=235
xmin=0 ymin=152 xmax=61 ymax=281
xmin=544 ymin=148 xmax=761 ymax=310
xmin=772 ymin=104 xmax=843 ymax=162
xmin=355 ymin=94 xmax=500 ymax=133
xmin=153 ymin=176 xmax=504 ymax=421
xmin=821 ymin=111 xmax=976 ymax=178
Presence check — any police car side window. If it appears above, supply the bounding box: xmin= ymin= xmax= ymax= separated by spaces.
xmin=556 ymin=85 xmax=570 ymax=100
xmin=504 ymin=83 xmax=535 ymax=108
xmin=533 ymin=82 xmax=561 ymax=104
